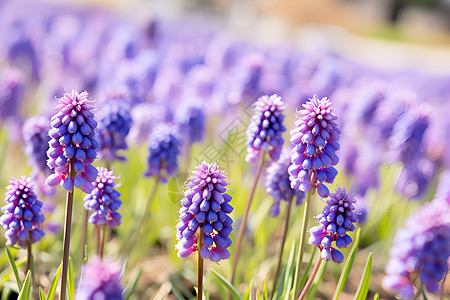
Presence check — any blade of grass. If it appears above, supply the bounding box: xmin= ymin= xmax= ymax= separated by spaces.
xmin=48 ymin=262 xmax=63 ymax=300
xmin=305 ymin=260 xmax=327 ymax=300
xmin=68 ymin=257 xmax=75 ymax=300
xmin=373 ymin=293 xmax=379 ymax=300
xmin=332 ymin=228 xmax=361 ymax=300
xmin=125 ymin=266 xmax=142 ymax=300
xmin=281 ymin=240 xmax=298 ymax=300
xmin=169 ymin=279 xmax=185 ymax=300
xmin=298 ymin=251 xmax=316 ymax=289
xmin=353 ymin=252 xmax=372 ymax=300
xmin=421 ymin=286 xmax=429 ymax=300
xmin=263 ymin=280 xmax=268 ymax=300
xmin=39 ymin=287 xmax=47 ymax=300
xmin=17 ymin=270 xmax=31 ymax=300
xmin=1 ymin=287 xmax=11 ymax=300
xmin=5 ymin=247 xmax=22 ymax=290
xmin=210 ymin=269 xmax=242 ymax=300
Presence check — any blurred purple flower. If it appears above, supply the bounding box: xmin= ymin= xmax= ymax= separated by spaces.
xmin=22 ymin=116 xmax=51 ymax=176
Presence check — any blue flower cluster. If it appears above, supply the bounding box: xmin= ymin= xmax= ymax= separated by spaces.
xmin=45 ymin=91 xmax=99 ymax=193
xmin=22 ymin=116 xmax=51 ymax=176
xmin=84 ymin=168 xmax=122 ymax=228
xmin=97 ymin=99 xmax=132 ymax=162
xmin=0 ymin=177 xmax=45 ymax=247
xmin=245 ymin=94 xmax=286 ymax=163
xmin=289 ymin=96 xmax=340 ymax=198
xmin=175 ymin=101 xmax=205 ymax=145
xmin=265 ymin=149 xmax=305 ymax=217
xmin=176 ymin=162 xmax=233 ymax=263
xmin=308 ymin=188 xmax=357 ymax=263
xmin=144 ymin=124 xmax=181 ymax=182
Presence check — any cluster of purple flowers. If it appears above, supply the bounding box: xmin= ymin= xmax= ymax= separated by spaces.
xmin=308 ymin=187 xmax=357 ymax=263
xmin=45 ymin=91 xmax=99 ymax=193
xmin=383 ymin=192 xmax=450 ymax=298
xmin=77 ymin=258 xmax=124 ymax=300
xmin=265 ymin=149 xmax=305 ymax=216
xmin=97 ymin=98 xmax=132 ymax=162
xmin=175 ymin=101 xmax=205 ymax=145
xmin=84 ymin=168 xmax=122 ymax=228
xmin=144 ymin=124 xmax=181 ymax=182
xmin=245 ymin=94 xmax=286 ymax=163
xmin=288 ymin=96 xmax=340 ymax=198
xmin=176 ymin=162 xmax=233 ymax=262
xmin=0 ymin=177 xmax=45 ymax=247
xmin=22 ymin=116 xmax=51 ymax=176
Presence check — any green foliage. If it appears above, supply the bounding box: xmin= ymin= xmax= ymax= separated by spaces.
xmin=210 ymin=269 xmax=242 ymax=300
xmin=17 ymin=270 xmax=31 ymax=300
xmin=47 ymin=262 xmax=63 ymax=300
xmin=353 ymin=252 xmax=373 ymax=300
xmin=125 ymin=266 xmax=142 ymax=300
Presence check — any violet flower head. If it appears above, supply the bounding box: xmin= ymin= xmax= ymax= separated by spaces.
xmin=175 ymin=162 xmax=233 ymax=263
xmin=265 ymin=149 xmax=305 ymax=216
xmin=22 ymin=116 xmax=51 ymax=176
xmin=383 ymin=197 xmax=450 ymax=299
xmin=77 ymin=258 xmax=124 ymax=300
xmin=308 ymin=187 xmax=357 ymax=263
xmin=144 ymin=124 xmax=181 ymax=182
xmin=84 ymin=168 xmax=122 ymax=228
xmin=175 ymin=101 xmax=205 ymax=145
xmin=45 ymin=91 xmax=99 ymax=193
xmin=245 ymin=94 xmax=287 ymax=163
xmin=289 ymin=95 xmax=341 ymax=198
xmin=0 ymin=177 xmax=45 ymax=247
xmin=97 ymin=99 xmax=132 ymax=162
xmin=0 ymin=67 xmax=25 ymax=120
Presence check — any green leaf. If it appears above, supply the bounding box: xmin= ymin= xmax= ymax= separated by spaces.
xmin=170 ymin=280 xmax=184 ymax=300
xmin=125 ymin=266 xmax=142 ymax=300
xmin=281 ymin=240 xmax=299 ymax=300
xmin=210 ymin=269 xmax=242 ymax=300
xmin=47 ymin=262 xmax=63 ymax=300
xmin=263 ymin=280 xmax=268 ymax=300
xmin=18 ymin=270 xmax=31 ymax=300
xmin=373 ymin=293 xmax=379 ymax=300
xmin=39 ymin=287 xmax=47 ymax=300
xmin=421 ymin=285 xmax=429 ymax=300
xmin=5 ymin=247 xmax=22 ymax=290
xmin=298 ymin=251 xmax=316 ymax=291
xmin=305 ymin=260 xmax=327 ymax=300
xmin=332 ymin=228 xmax=361 ymax=300
xmin=353 ymin=252 xmax=372 ymax=300
xmin=1 ymin=287 xmax=11 ymax=300
xmin=68 ymin=257 xmax=75 ymax=300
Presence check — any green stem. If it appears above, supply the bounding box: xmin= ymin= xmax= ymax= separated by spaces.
xmin=291 ymin=187 xmax=314 ymax=299
xmin=270 ymin=196 xmax=294 ymax=300
xmin=80 ymin=209 xmax=89 ymax=267
xmin=197 ymin=226 xmax=204 ymax=300
xmin=99 ymin=225 xmax=105 ymax=260
xmin=60 ymin=160 xmax=75 ymax=300
xmin=230 ymin=151 xmax=265 ymax=285
xmin=27 ymin=231 xmax=35 ymax=296
xmin=298 ymin=252 xmax=322 ymax=300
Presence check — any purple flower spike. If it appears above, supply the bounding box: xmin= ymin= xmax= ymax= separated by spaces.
xmin=265 ymin=149 xmax=305 ymax=217
xmin=77 ymin=258 xmax=124 ymax=300
xmin=144 ymin=124 xmax=181 ymax=182
xmin=22 ymin=116 xmax=51 ymax=176
xmin=0 ymin=177 xmax=45 ymax=247
xmin=175 ymin=162 xmax=233 ymax=263
xmin=175 ymin=101 xmax=205 ymax=145
xmin=84 ymin=168 xmax=122 ymax=228
xmin=383 ymin=191 xmax=450 ymax=299
xmin=308 ymin=188 xmax=357 ymax=264
xmin=97 ymin=99 xmax=132 ymax=162
xmin=245 ymin=94 xmax=287 ymax=163
xmin=45 ymin=91 xmax=99 ymax=193
xmin=289 ymin=95 xmax=340 ymax=196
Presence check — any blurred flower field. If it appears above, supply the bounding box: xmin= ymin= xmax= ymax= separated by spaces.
xmin=0 ymin=0 xmax=449 ymax=299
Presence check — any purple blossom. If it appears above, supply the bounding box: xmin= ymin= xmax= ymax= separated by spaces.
xmin=383 ymin=195 xmax=450 ymax=298
xmin=0 ymin=177 xmax=45 ymax=247
xmin=22 ymin=116 xmax=51 ymax=176
xmin=83 ymin=168 xmax=122 ymax=228
xmin=308 ymin=188 xmax=357 ymax=263
xmin=265 ymin=149 xmax=305 ymax=216
xmin=288 ymin=96 xmax=341 ymax=198
xmin=144 ymin=124 xmax=181 ymax=182
xmin=0 ymin=67 xmax=25 ymax=120
xmin=77 ymin=258 xmax=124 ymax=300
xmin=245 ymin=94 xmax=286 ymax=163
xmin=45 ymin=91 xmax=99 ymax=193
xmin=174 ymin=100 xmax=205 ymax=145
xmin=175 ymin=162 xmax=233 ymax=263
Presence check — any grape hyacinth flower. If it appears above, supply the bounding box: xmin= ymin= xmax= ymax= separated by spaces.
xmin=245 ymin=94 xmax=286 ymax=163
xmin=175 ymin=101 xmax=205 ymax=145
xmin=84 ymin=168 xmax=122 ymax=228
xmin=97 ymin=100 xmax=132 ymax=163
xmin=289 ymin=95 xmax=341 ymax=198
xmin=45 ymin=91 xmax=99 ymax=193
xmin=0 ymin=177 xmax=45 ymax=247
xmin=22 ymin=116 xmax=51 ymax=176
xmin=383 ymin=196 xmax=450 ymax=298
xmin=308 ymin=187 xmax=357 ymax=263
xmin=77 ymin=258 xmax=124 ymax=300
xmin=144 ymin=124 xmax=181 ymax=182
xmin=266 ymin=149 xmax=305 ymax=217
xmin=175 ymin=162 xmax=233 ymax=263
